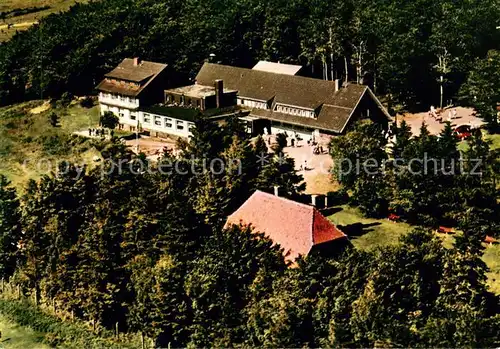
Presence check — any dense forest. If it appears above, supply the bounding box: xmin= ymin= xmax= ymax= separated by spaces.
xmin=330 ymin=121 xmax=500 ymax=228
xmin=0 ymin=0 xmax=499 ymax=346
xmin=0 ymin=116 xmax=498 ymax=347
xmin=0 ymin=0 xmax=499 ymax=118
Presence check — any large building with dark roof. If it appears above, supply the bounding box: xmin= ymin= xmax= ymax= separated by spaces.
xmin=192 ymin=62 xmax=391 ymax=140
xmin=97 ymin=58 xmax=391 ymax=139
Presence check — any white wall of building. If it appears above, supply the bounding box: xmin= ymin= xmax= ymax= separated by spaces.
xmin=270 ymin=122 xmax=314 ymax=141
xmin=99 ymin=92 xmax=140 ymax=109
xmin=100 ymin=102 xmax=194 ymax=138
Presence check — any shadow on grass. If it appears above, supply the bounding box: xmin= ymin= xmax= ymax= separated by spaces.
xmin=338 ymin=222 xmax=382 ymax=238
xmin=320 ymin=207 xmax=343 ymax=216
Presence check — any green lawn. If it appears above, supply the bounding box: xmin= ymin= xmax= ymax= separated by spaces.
xmin=0 ymin=315 xmax=51 ymax=349
xmin=458 ymin=130 xmax=500 ymax=152
xmin=328 ymin=205 xmax=500 ymax=294
xmin=483 ymin=246 xmax=500 ymax=295
xmin=328 ymin=205 xmax=413 ymax=250
xmin=485 ymin=132 xmax=500 ymax=150
xmin=0 ymin=100 xmax=101 ymax=191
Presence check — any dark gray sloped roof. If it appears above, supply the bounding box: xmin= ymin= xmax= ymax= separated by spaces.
xmin=96 ymin=58 xmax=167 ymax=97
xmin=196 ymin=63 xmax=390 ymax=132
xmin=105 ymin=59 xmax=167 ymax=82
xmin=196 ymin=63 xmax=343 ymax=109
xmin=250 ymin=105 xmax=353 ymax=133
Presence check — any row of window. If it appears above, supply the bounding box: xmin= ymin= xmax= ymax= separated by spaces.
xmin=236 ymin=97 xmax=315 ymax=118
xmin=120 ymin=110 xmax=193 ymax=131
xmin=237 ymin=98 xmax=267 ymax=110
xmin=100 ymin=93 xmax=138 ymax=105
xmin=275 ymin=105 xmax=315 ymax=118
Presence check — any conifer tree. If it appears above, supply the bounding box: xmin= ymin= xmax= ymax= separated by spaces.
xmin=0 ymin=175 xmax=21 ymax=279
xmin=391 ymin=119 xmax=412 ymax=159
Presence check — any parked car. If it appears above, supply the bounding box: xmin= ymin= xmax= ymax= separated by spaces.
xmin=454 ymin=124 xmax=472 ymax=140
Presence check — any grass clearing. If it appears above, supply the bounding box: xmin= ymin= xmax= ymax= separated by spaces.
xmin=327 ymin=205 xmax=413 ymax=250
xmin=0 ymin=297 xmax=139 ymax=348
xmin=0 ymin=100 xmax=101 ymax=191
xmin=0 ymin=315 xmax=50 ymax=349
xmin=458 ymin=130 xmax=500 ymax=152
xmin=483 ymin=246 xmax=500 ymax=295
xmin=485 ymin=132 xmax=500 ymax=150
xmin=0 ymin=0 xmax=88 ymax=42
xmin=328 ymin=205 xmax=500 ymax=294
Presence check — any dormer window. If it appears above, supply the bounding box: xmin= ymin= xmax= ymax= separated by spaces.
xmin=275 ymin=104 xmax=315 ymax=118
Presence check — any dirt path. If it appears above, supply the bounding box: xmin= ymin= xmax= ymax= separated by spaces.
xmin=0 ymin=21 xmax=38 ymax=30
xmin=29 ymin=101 xmax=50 ymax=114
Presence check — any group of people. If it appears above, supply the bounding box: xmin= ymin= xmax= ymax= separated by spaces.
xmin=313 ymin=144 xmax=325 ymax=155
xmin=428 ymin=106 xmax=458 ymax=123
xmin=288 ymin=132 xmax=303 ymax=148
xmin=88 ymin=127 xmax=113 ymax=138
xmin=264 ymin=131 xmax=327 ymax=155
xmin=299 ymin=159 xmax=309 ymax=171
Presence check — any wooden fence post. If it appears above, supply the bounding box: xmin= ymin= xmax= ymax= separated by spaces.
xmin=141 ymin=332 xmax=145 ymax=349
xmin=115 ymin=322 xmax=119 ymax=338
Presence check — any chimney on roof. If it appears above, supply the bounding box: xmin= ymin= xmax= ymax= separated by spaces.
xmin=214 ymin=79 xmax=223 ymax=108
xmin=334 ymin=79 xmax=340 ymax=92
xmin=274 ymin=186 xmax=280 ymax=197
xmin=133 ymin=57 xmax=141 ymax=66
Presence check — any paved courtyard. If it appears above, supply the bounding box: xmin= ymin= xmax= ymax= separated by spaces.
xmin=283 ymin=143 xmax=337 ymax=195
xmin=397 ymin=106 xmax=485 ymax=136
xmin=124 ymin=136 xmax=177 ymax=160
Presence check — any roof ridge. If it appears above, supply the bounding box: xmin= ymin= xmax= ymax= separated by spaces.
xmin=122 ymin=57 xmax=168 ymax=67
xmin=206 ymin=62 xmax=338 ymax=85
xmin=255 ymin=190 xmax=314 ymax=211
xmin=322 ymin=103 xmax=353 ymax=110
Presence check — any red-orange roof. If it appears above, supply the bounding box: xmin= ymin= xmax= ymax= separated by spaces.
xmin=225 ymin=190 xmax=347 ymax=261
xmin=438 ymin=226 xmax=454 ymax=234
xmin=485 ymin=235 xmax=498 ymax=244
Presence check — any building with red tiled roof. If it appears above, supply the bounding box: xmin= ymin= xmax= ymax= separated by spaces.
xmin=225 ymin=190 xmax=349 ymax=262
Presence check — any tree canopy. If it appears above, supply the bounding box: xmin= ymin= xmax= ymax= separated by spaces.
xmin=0 ymin=0 xmax=498 ymax=112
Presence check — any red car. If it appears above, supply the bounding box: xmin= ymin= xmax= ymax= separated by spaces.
xmin=454 ymin=125 xmax=472 ymax=140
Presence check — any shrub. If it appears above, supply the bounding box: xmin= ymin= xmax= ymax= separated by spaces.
xmin=80 ymin=96 xmax=94 ymax=108
xmin=38 ymin=135 xmax=70 ymax=155
xmin=326 ymin=190 xmax=349 ymax=206
xmin=21 ymin=135 xmax=34 ymax=144
xmin=59 ymin=92 xmax=73 ymax=108
xmin=48 ymin=112 xmax=59 ymax=127
xmin=100 ymin=111 xmax=119 ymax=130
